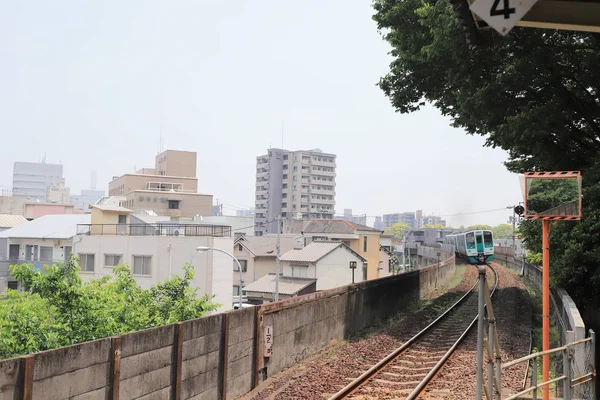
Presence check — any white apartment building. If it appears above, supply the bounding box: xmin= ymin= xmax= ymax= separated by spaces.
xmin=255 ymin=148 xmax=336 ymax=235
xmin=47 ymin=182 xmax=71 ymax=204
xmin=0 ymin=214 xmax=91 ymax=292
xmin=12 ymin=161 xmax=64 ymax=202
xmin=73 ymin=206 xmax=234 ymax=312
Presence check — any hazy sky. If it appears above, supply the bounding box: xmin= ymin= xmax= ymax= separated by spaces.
xmin=0 ymin=1 xmax=522 ymax=227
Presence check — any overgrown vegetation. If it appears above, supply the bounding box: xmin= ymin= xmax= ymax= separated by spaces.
xmin=0 ymin=256 xmax=218 ymax=359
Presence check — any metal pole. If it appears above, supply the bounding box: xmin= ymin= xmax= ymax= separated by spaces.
xmin=203 ymin=248 xmax=244 ymax=309
xmin=590 ymin=330 xmax=596 ymax=400
xmin=563 ymin=348 xmax=571 ymax=400
xmin=532 ymin=356 xmax=538 ymax=400
xmin=487 ymin=321 xmax=494 ymax=400
xmin=275 ymin=215 xmax=281 ymax=302
xmin=476 ymin=266 xmax=486 ymax=400
xmin=542 ymin=219 xmax=550 ymax=400
xmin=512 ymin=207 xmax=516 ymax=249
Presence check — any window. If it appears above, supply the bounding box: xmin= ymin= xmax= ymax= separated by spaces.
xmin=363 ymin=263 xmax=368 ymax=280
xmin=79 ymin=254 xmax=95 ymax=272
xmin=483 ymin=231 xmax=494 ymax=247
xmin=466 ymin=233 xmax=476 ymax=248
xmin=363 ymin=236 xmax=368 ymax=252
xmin=292 ymin=266 xmax=308 ymax=277
xmin=282 ymin=184 xmax=287 ymax=189
xmin=283 ymin=154 xmax=288 ymax=160
xmin=168 ymin=200 xmax=180 ymax=210
xmin=238 ymin=244 xmax=243 ymax=252
xmin=234 ymin=260 xmax=248 ymax=272
xmin=233 ymin=286 xmax=240 ymax=296
xmin=283 ymin=174 xmax=288 ymax=179
xmin=118 ymin=214 xmax=127 ymax=224
xmin=133 ymin=255 xmax=152 ymax=275
xmin=105 ymin=254 xmax=122 ymax=267
xmin=40 ymin=246 xmax=53 ymax=261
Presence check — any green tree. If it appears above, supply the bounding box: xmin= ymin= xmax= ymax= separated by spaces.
xmin=466 ymin=224 xmax=492 ymax=231
xmin=371 ymin=0 xmax=600 ymax=309
xmin=372 ymin=0 xmax=600 ymax=173
xmin=2 ymin=256 xmax=217 ymax=359
xmin=423 ymin=223 xmax=446 ymax=228
xmin=492 ymin=224 xmax=513 ymax=239
xmin=385 ymin=222 xmax=411 ymax=239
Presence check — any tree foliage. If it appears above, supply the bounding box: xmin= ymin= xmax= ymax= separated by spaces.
xmin=372 ymin=0 xmax=600 ymax=173
xmin=491 ymin=224 xmax=513 ymax=239
xmin=372 ymin=0 xmax=600 ymax=308
xmin=1 ymin=256 xmax=218 ymax=359
xmin=385 ymin=222 xmax=411 ymax=239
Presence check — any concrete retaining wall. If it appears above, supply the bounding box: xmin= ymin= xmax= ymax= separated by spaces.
xmin=0 ymin=256 xmax=455 ymax=400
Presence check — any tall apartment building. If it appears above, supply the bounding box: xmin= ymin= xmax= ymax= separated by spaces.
xmin=382 ymin=212 xmax=416 ymax=229
xmin=255 ymin=148 xmax=336 ymax=236
xmin=341 ymin=209 xmax=367 ymax=226
xmin=108 ymin=150 xmax=212 ymax=218
xmin=12 ymin=161 xmax=64 ymax=202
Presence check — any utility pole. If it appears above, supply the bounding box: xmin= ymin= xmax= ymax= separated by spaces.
xmin=274 ymin=215 xmax=281 ymax=301
xmin=512 ymin=207 xmax=516 ymax=249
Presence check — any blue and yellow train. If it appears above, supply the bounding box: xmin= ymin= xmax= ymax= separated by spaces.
xmin=444 ymin=230 xmax=495 ymax=264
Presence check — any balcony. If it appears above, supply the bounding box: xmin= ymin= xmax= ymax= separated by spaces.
xmin=77 ymin=223 xmax=231 ymax=237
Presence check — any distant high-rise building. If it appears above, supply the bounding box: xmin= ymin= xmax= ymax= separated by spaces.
xmin=71 ymin=189 xmax=106 ymax=210
xmin=12 ymin=161 xmax=64 ymax=202
xmin=236 ymin=209 xmax=254 ymax=217
xmin=255 ymin=148 xmax=336 ymax=236
xmin=382 ymin=212 xmax=416 ymax=229
xmin=374 ymin=216 xmax=384 ymax=230
xmin=341 ymin=208 xmax=367 ymax=226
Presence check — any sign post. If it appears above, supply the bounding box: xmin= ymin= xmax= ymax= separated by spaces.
xmin=264 ymin=326 xmax=273 ymax=358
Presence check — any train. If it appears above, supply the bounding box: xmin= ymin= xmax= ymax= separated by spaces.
xmin=444 ymin=230 xmax=495 ymax=264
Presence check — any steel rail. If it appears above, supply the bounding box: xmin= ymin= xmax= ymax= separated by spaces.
xmin=329 ymin=264 xmax=497 ymax=400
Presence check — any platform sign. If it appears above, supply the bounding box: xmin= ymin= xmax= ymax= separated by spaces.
xmin=469 ymin=0 xmax=539 ymax=36
xmin=264 ymin=325 xmax=273 ymax=357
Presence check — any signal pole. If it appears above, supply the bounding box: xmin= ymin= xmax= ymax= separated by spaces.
xmin=274 ymin=215 xmax=281 ymax=301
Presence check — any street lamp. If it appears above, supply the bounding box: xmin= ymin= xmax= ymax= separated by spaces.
xmin=196 ymin=246 xmax=244 ymax=310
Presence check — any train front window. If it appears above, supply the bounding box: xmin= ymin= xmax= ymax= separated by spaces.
xmin=483 ymin=231 xmax=493 ymax=247
xmin=466 ymin=234 xmax=475 ymax=248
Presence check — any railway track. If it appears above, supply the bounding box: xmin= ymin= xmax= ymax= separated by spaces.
xmin=329 ymin=264 xmax=498 ymax=400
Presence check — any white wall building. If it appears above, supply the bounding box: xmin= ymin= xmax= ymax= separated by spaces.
xmin=194 ymin=215 xmax=255 ymax=236
xmin=47 ymin=182 xmax=71 ymax=204
xmin=0 ymin=214 xmax=91 ymax=292
xmin=279 ymin=241 xmax=366 ymax=290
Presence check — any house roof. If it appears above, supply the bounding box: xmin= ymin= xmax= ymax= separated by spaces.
xmin=242 ymin=273 xmax=317 ymax=295
xmin=90 ymin=204 xmax=133 ymax=213
xmin=280 ymin=241 xmax=366 ymax=263
xmin=0 ymin=214 xmax=92 ymax=240
xmin=234 ymin=235 xmax=299 ymax=257
xmin=302 ymin=219 xmax=382 ymax=234
xmin=0 ymin=214 xmax=29 ymax=228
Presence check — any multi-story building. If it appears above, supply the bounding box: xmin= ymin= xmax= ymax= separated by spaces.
xmin=374 ymin=216 xmax=384 ymax=230
xmin=415 ymin=210 xmax=447 ymax=228
xmin=0 ymin=214 xmax=91 ymax=292
xmin=74 ymin=205 xmax=234 ymax=312
xmin=71 ymin=189 xmax=106 ymax=210
xmin=12 ymin=161 xmax=64 ymax=202
xmin=255 ymin=148 xmax=336 ymax=235
xmin=47 ymin=182 xmax=71 ymax=204
xmin=382 ymin=212 xmax=416 ymax=229
xmin=341 ymin=209 xmax=367 ymax=226
xmin=108 ymin=149 xmax=212 ymax=218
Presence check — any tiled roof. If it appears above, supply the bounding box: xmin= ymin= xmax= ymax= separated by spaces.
xmin=302 ymin=219 xmax=382 ymax=234
xmin=235 ymin=235 xmax=299 ymax=257
xmin=242 ymin=274 xmax=316 ymax=295
xmin=0 ymin=214 xmax=28 ymax=228
xmin=280 ymin=241 xmax=366 ymax=263
xmin=0 ymin=214 xmax=91 ymax=239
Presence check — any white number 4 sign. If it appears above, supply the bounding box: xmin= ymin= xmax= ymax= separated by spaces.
xmin=469 ymin=0 xmax=539 ymax=36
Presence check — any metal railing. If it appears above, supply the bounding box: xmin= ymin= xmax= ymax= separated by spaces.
xmin=502 ymin=332 xmax=595 ymax=400
xmin=76 ymin=223 xmax=231 ymax=237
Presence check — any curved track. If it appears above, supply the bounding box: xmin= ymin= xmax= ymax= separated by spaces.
xmin=329 ymin=264 xmax=498 ymax=400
